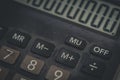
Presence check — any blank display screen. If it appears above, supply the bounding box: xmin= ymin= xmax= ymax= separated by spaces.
xmin=14 ymin=0 xmax=120 ymax=37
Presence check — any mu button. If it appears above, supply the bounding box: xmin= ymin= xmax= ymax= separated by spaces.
xmin=56 ymin=49 xmax=80 ymax=68
xmin=7 ymin=30 xmax=31 ymax=48
xmin=65 ymin=36 xmax=87 ymax=50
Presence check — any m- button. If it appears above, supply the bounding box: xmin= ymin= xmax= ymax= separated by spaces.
xmin=8 ymin=30 xmax=31 ymax=48
xmin=31 ymin=39 xmax=55 ymax=57
xmin=90 ymin=45 xmax=112 ymax=59
xmin=56 ymin=49 xmax=80 ymax=68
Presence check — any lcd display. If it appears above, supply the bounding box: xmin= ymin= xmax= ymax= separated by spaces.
xmin=14 ymin=0 xmax=120 ymax=37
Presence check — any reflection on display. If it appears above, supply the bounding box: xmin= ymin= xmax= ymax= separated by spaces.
xmin=14 ymin=0 xmax=120 ymax=37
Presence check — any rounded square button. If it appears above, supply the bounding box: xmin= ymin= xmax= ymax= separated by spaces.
xmin=81 ymin=58 xmax=105 ymax=77
xmin=7 ymin=30 xmax=31 ymax=48
xmin=65 ymin=36 xmax=87 ymax=50
xmin=0 ymin=46 xmax=20 ymax=64
xmin=56 ymin=49 xmax=80 ymax=68
xmin=31 ymin=39 xmax=55 ymax=57
xmin=20 ymin=55 xmax=44 ymax=75
xmin=90 ymin=45 xmax=112 ymax=59
xmin=45 ymin=65 xmax=70 ymax=80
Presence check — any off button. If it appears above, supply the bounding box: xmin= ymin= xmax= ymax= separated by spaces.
xmin=90 ymin=45 xmax=112 ymax=59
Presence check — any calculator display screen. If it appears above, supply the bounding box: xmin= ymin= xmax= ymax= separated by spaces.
xmin=14 ymin=0 xmax=120 ymax=37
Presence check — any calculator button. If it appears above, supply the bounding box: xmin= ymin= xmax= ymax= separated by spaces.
xmin=7 ymin=30 xmax=31 ymax=48
xmin=56 ymin=49 xmax=80 ymax=68
xmin=45 ymin=65 xmax=70 ymax=80
xmin=20 ymin=55 xmax=44 ymax=75
xmin=0 ymin=26 xmax=7 ymax=39
xmin=0 ymin=66 xmax=8 ymax=80
xmin=0 ymin=46 xmax=20 ymax=64
xmin=90 ymin=45 xmax=112 ymax=59
xmin=31 ymin=39 xmax=55 ymax=57
xmin=81 ymin=58 xmax=105 ymax=77
xmin=13 ymin=74 xmax=33 ymax=80
xmin=65 ymin=36 xmax=87 ymax=50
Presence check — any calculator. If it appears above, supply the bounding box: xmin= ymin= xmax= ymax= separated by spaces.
xmin=0 ymin=0 xmax=120 ymax=80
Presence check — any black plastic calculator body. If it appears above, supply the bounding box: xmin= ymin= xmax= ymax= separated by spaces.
xmin=0 ymin=0 xmax=120 ymax=80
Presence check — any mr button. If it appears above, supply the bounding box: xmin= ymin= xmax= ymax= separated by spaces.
xmin=65 ymin=36 xmax=87 ymax=50
xmin=56 ymin=49 xmax=80 ymax=68
xmin=90 ymin=45 xmax=112 ymax=59
xmin=8 ymin=30 xmax=31 ymax=48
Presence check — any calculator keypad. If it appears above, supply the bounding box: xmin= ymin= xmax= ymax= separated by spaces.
xmin=20 ymin=55 xmax=44 ymax=75
xmin=0 ymin=29 xmax=113 ymax=80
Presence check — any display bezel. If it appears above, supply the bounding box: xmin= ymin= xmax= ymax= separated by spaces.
xmin=13 ymin=0 xmax=120 ymax=38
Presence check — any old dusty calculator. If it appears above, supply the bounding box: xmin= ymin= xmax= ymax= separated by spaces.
xmin=0 ymin=0 xmax=120 ymax=80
